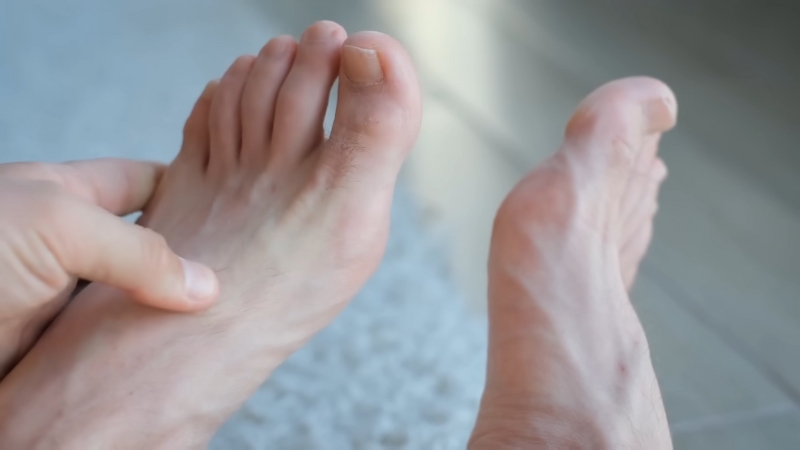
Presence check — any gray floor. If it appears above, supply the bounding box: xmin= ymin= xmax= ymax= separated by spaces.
xmin=3 ymin=0 xmax=800 ymax=448
xmin=391 ymin=1 xmax=800 ymax=448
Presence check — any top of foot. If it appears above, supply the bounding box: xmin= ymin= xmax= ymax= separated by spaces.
xmin=0 ymin=22 xmax=423 ymax=448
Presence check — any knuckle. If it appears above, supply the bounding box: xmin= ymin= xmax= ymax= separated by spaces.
xmin=0 ymin=187 xmax=75 ymax=303
xmin=566 ymin=93 xmax=639 ymax=155
xmin=135 ymin=229 xmax=181 ymax=299
xmin=6 ymin=228 xmax=72 ymax=304
xmin=138 ymin=228 xmax=173 ymax=270
xmin=324 ymin=135 xmax=368 ymax=179
xmin=29 ymin=184 xmax=73 ymax=224
xmin=566 ymin=94 xmax=630 ymax=138
xmin=565 ymin=105 xmax=602 ymax=138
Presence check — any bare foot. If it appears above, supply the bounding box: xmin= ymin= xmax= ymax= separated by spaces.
xmin=469 ymin=77 xmax=677 ymax=449
xmin=0 ymin=22 xmax=421 ymax=449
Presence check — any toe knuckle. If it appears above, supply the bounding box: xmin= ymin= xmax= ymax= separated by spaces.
xmin=609 ymin=137 xmax=636 ymax=167
xmin=565 ymin=104 xmax=601 ymax=138
xmin=566 ymin=92 xmax=639 ymax=151
xmin=323 ymin=135 xmax=369 ymax=179
xmin=567 ymin=88 xmax=625 ymax=131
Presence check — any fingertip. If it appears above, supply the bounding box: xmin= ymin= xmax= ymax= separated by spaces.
xmin=179 ymin=257 xmax=220 ymax=311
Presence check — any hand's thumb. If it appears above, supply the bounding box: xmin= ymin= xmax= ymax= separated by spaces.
xmin=43 ymin=195 xmax=219 ymax=312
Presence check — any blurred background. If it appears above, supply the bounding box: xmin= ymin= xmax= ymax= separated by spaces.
xmin=2 ymin=0 xmax=799 ymax=448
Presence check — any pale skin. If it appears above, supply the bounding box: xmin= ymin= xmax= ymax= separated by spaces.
xmin=0 ymin=21 xmax=675 ymax=450
xmin=469 ymin=77 xmax=677 ymax=449
xmin=0 ymin=159 xmax=220 ymax=378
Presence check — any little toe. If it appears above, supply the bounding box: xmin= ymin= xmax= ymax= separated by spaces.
xmin=240 ymin=36 xmax=298 ymax=168
xmin=319 ymin=31 xmax=422 ymax=195
xmin=178 ymin=80 xmax=217 ymax=170
xmin=208 ymin=55 xmax=256 ymax=177
xmin=269 ymin=21 xmax=347 ymax=171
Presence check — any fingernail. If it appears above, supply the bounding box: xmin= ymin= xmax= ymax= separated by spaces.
xmin=180 ymin=257 xmax=218 ymax=303
xmin=644 ymin=96 xmax=677 ymax=133
xmin=342 ymin=45 xmax=384 ymax=85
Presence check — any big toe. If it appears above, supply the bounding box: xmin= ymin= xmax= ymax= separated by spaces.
xmin=563 ymin=76 xmax=677 ymax=175
xmin=319 ymin=32 xmax=422 ymax=195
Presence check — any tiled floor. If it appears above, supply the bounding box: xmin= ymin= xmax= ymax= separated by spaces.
xmin=258 ymin=0 xmax=800 ymax=447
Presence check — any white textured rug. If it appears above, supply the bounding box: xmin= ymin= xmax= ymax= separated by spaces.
xmin=212 ymin=187 xmax=487 ymax=449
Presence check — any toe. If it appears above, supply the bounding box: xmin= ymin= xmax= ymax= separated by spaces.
xmin=651 ymin=157 xmax=669 ymax=184
xmin=240 ymin=36 xmax=298 ymax=168
xmin=620 ymin=221 xmax=654 ymax=290
xmin=619 ymin=157 xmax=666 ymax=288
xmin=208 ymin=55 xmax=256 ymax=176
xmin=269 ymin=21 xmax=348 ymax=171
xmin=319 ymin=31 xmax=422 ymax=194
xmin=621 ymin=156 xmax=667 ymax=239
xmin=178 ymin=81 xmax=217 ymax=169
xmin=564 ymin=76 xmax=677 ymax=171
xmin=620 ymin=134 xmax=663 ymax=222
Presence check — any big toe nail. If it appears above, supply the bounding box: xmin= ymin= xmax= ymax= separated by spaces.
xmin=342 ymin=45 xmax=384 ymax=85
xmin=645 ymin=94 xmax=678 ymax=134
xmin=322 ymin=32 xmax=421 ymax=189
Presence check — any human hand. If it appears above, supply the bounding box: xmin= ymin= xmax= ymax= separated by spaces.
xmin=0 ymin=159 xmax=219 ymax=376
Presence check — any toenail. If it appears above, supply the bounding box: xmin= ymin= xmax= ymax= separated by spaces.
xmin=342 ymin=45 xmax=384 ymax=85
xmin=180 ymin=258 xmax=218 ymax=304
xmin=266 ymin=39 xmax=291 ymax=57
xmin=644 ymin=97 xmax=677 ymax=133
